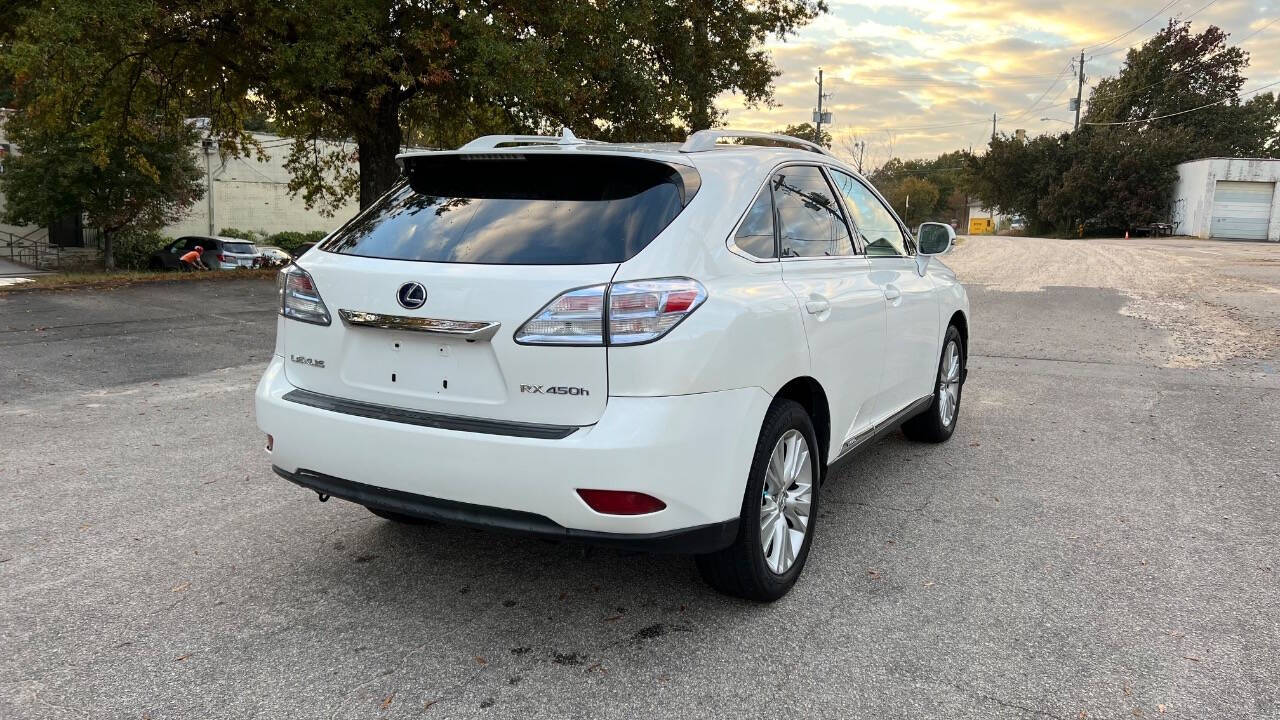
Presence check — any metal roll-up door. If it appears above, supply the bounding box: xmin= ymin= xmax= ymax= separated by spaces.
xmin=1210 ymin=181 xmax=1274 ymax=240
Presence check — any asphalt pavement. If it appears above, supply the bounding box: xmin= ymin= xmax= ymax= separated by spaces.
xmin=2 ymin=239 xmax=1278 ymax=719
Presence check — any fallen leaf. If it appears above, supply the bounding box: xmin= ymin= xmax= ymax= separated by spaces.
xmin=1183 ymin=655 xmax=1201 ymax=662
xmin=603 ymin=615 xmax=623 ymax=622
xmin=173 ymin=654 xmax=190 ymax=662
xmin=585 ymin=662 xmax=607 ymax=674
xmin=381 ymin=694 xmax=394 ymax=710
xmin=474 ymin=656 xmax=487 ymax=665
xmin=171 ymin=581 xmax=190 ymax=593
xmin=1158 ymin=704 xmax=1166 ymax=714
xmin=867 ymin=569 xmax=882 ymax=580
xmin=921 ymin=581 xmax=935 ymax=587
xmin=423 ymin=698 xmax=440 ymax=710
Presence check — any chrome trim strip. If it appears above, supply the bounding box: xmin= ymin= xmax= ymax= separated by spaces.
xmin=338 ymin=309 xmax=501 ymax=341
xmin=831 ymin=395 xmax=934 ymax=464
xmin=282 ymin=389 xmax=579 ymax=440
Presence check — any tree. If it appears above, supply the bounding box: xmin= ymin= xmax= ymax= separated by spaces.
xmin=0 ymin=2 xmax=206 ymax=269
xmin=869 ymin=152 xmax=972 ymax=228
xmin=775 ymin=123 xmax=831 ymax=148
xmin=663 ymin=0 xmax=826 ymax=132
xmin=1086 ymin=20 xmax=1280 ymax=158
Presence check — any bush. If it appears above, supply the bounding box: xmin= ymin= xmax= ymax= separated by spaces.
xmin=112 ymin=230 xmax=172 ymax=270
xmin=218 ymin=227 xmax=267 ymax=243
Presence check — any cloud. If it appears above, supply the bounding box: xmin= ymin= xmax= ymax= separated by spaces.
xmin=717 ymin=0 xmax=1280 ymax=163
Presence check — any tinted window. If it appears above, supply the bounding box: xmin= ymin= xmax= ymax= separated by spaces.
xmin=325 ymin=154 xmax=695 ymax=265
xmin=222 ymin=242 xmax=255 ymax=254
xmin=772 ymin=166 xmax=853 ymax=258
xmin=733 ymin=185 xmax=776 ymax=258
xmin=830 ymin=170 xmax=908 ymax=257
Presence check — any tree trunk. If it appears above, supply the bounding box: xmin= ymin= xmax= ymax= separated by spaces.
xmin=102 ymin=231 xmax=116 ymax=271
xmin=687 ymin=3 xmax=713 ymax=131
xmin=357 ymin=95 xmax=404 ymax=209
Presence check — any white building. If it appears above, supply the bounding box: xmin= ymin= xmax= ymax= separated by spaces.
xmin=1172 ymin=158 xmax=1280 ymax=242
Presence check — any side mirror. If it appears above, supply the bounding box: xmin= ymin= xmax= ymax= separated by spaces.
xmin=917 ymin=222 xmax=955 ymax=255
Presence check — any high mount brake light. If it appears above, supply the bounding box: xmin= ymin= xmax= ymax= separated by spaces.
xmin=278 ymin=265 xmax=331 ymax=326
xmin=514 ymin=278 xmax=707 ymax=346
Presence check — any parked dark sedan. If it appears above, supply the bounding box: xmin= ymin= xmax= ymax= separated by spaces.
xmin=149 ymin=236 xmax=259 ymax=270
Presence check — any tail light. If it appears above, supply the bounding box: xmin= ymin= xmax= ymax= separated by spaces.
xmin=217 ymin=253 xmax=227 ymax=263
xmin=515 ymin=278 xmax=706 ymax=346
xmin=278 ymin=265 xmax=331 ymax=326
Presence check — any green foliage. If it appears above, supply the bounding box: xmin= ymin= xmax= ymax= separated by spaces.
xmin=0 ymin=0 xmax=211 ymax=268
xmin=4 ymin=0 xmax=825 ymax=219
xmin=869 ymin=152 xmax=971 ymax=228
xmin=111 ymin=230 xmax=172 ymax=271
xmin=217 ymin=227 xmax=266 ymax=242
xmin=1086 ymin=20 xmax=1280 ymax=158
xmin=775 ymin=124 xmax=832 ymax=148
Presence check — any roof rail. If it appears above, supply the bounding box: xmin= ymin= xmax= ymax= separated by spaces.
xmin=679 ymin=129 xmax=833 ymax=156
xmin=459 ymin=128 xmax=603 ymax=150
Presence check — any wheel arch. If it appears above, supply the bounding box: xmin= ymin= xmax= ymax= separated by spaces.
xmin=773 ymin=377 xmax=831 ymax=473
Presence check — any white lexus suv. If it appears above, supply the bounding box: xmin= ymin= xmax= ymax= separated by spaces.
xmin=256 ymin=129 xmax=969 ymax=601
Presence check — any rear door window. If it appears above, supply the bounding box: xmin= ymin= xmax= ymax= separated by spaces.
xmin=772 ymin=166 xmax=854 ymax=258
xmin=325 ymin=154 xmax=698 ymax=265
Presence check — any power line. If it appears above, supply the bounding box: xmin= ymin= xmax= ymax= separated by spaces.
xmin=1182 ymin=0 xmax=1220 ymax=21
xmin=1084 ymin=0 xmax=1182 ymax=53
xmin=1081 ymin=77 xmax=1280 ymax=125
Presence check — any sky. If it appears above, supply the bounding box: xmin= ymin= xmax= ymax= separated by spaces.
xmin=718 ymin=0 xmax=1280 ymax=167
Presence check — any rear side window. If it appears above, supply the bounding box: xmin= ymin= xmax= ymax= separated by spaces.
xmin=221 ymin=242 xmax=255 ymax=254
xmin=772 ymin=166 xmax=854 ymax=258
xmin=324 ymin=154 xmax=698 ymax=265
xmin=733 ymin=185 xmax=776 ymax=258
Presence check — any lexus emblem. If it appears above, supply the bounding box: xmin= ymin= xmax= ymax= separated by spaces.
xmin=396 ymin=282 xmax=427 ymax=310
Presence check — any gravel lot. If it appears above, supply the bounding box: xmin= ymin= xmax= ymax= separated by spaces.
xmin=2 ymin=236 xmax=1278 ymax=719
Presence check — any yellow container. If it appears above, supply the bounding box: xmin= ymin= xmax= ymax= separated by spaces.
xmin=968 ymin=217 xmax=994 ymax=235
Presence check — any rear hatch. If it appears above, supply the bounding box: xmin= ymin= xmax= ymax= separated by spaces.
xmin=218 ymin=240 xmax=259 ymax=268
xmin=280 ymin=151 xmax=696 ymax=427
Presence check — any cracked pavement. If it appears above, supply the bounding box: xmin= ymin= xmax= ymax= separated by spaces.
xmin=2 ymin=236 xmax=1278 ymax=719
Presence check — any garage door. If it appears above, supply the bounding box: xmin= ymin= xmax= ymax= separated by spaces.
xmin=1210 ymin=181 xmax=1274 ymax=240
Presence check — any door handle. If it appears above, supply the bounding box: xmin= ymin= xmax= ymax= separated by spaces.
xmin=805 ymin=299 xmax=831 ymax=315
xmin=883 ymin=284 xmax=902 ymax=301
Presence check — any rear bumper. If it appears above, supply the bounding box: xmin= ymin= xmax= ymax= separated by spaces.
xmin=256 ymin=356 xmax=770 ymax=549
xmin=273 ymin=466 xmax=739 ymax=553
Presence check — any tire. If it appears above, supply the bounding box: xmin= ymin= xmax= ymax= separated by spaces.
xmin=366 ymin=506 xmax=434 ymax=525
xmin=902 ymin=324 xmax=964 ymax=443
xmin=147 ymin=258 xmax=165 ymax=271
xmin=695 ymin=399 xmax=821 ymax=602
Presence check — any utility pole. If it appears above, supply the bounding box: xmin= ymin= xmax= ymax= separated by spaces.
xmin=1074 ymin=49 xmax=1086 ymax=131
xmin=991 ymin=112 xmax=997 ymax=140
xmin=813 ymin=68 xmax=832 ymax=146
xmin=856 ymin=141 xmax=866 ymax=174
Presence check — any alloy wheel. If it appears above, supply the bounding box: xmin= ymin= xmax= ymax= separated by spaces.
xmin=760 ymin=429 xmax=813 ymax=574
xmin=938 ymin=339 xmax=961 ymax=427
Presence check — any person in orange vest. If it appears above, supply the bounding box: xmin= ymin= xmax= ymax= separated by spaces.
xmin=180 ymin=245 xmax=209 ymax=271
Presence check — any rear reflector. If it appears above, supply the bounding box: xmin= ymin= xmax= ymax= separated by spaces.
xmin=576 ymin=489 xmax=667 ymax=515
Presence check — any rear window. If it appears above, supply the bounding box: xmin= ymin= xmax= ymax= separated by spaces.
xmin=222 ymin=242 xmax=256 ymax=254
xmin=323 ymin=154 xmax=699 ymax=265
